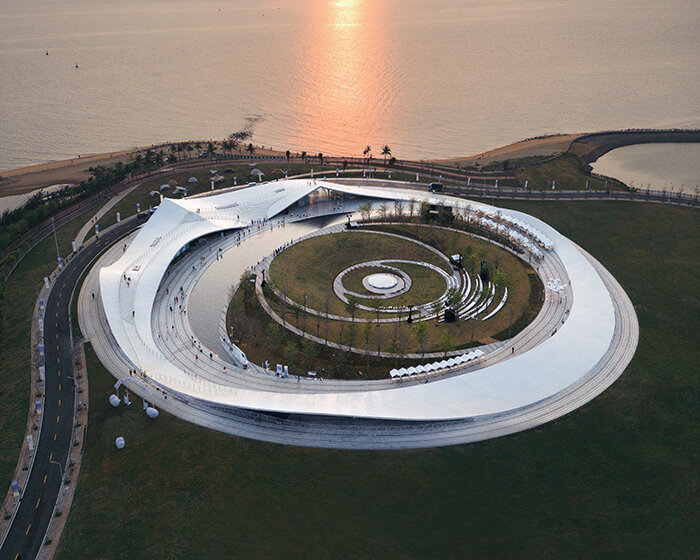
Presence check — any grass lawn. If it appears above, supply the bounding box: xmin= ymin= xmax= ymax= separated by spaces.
xmin=0 ymin=215 xmax=91 ymax=496
xmin=229 ymin=274 xmax=416 ymax=379
xmin=262 ymin=225 xmax=537 ymax=358
xmin=341 ymin=261 xmax=446 ymax=305
xmin=514 ymin=153 xmax=624 ymax=191
xmin=268 ymin=231 xmax=450 ymax=318
xmin=56 ymin=200 xmax=699 ymax=559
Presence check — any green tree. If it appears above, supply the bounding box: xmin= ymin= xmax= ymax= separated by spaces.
xmin=246 ymin=143 xmax=255 ymax=157
xmin=381 ymin=145 xmax=391 ymax=164
xmin=379 ymin=202 xmax=388 ymax=221
xmin=446 ymin=287 xmax=460 ymax=306
xmin=412 ymin=321 xmax=428 ymax=357
xmin=359 ymin=201 xmax=373 ymax=221
xmin=302 ymin=338 xmax=318 ymax=370
xmin=408 ymin=198 xmax=417 ymax=219
xmin=431 ymin=300 xmax=442 ymax=321
xmin=493 ymin=270 xmax=508 ymax=289
xmin=345 ymin=296 xmax=358 ymax=322
xmin=393 ymin=199 xmax=404 ymax=218
xmin=283 ymin=340 xmax=299 ymax=370
xmin=344 ymin=323 xmax=358 ymax=350
xmin=437 ymin=330 xmax=453 ymax=357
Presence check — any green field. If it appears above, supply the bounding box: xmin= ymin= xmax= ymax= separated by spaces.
xmin=268 ymin=230 xmax=450 ymax=317
xmin=514 ymin=153 xmax=624 ymax=191
xmin=55 ymin=200 xmax=698 ymax=559
xmin=259 ymin=226 xmax=537 ymax=362
xmin=0 ymin=215 xmax=91 ymax=497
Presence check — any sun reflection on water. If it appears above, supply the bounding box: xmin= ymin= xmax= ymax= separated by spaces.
xmin=286 ymin=0 xmax=397 ymax=157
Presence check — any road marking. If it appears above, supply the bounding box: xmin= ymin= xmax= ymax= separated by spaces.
xmin=56 ymin=312 xmax=58 ymax=318
xmin=57 ymin=357 xmax=60 ymax=364
xmin=49 ymin=453 xmax=52 ymax=461
xmin=59 ymin=398 xmax=61 ymax=405
xmin=53 ymin=433 xmax=57 ymax=440
xmin=59 ymin=383 xmax=61 ymax=390
xmin=25 ymin=524 xmax=31 ymax=535
xmin=57 ymin=415 xmax=60 ymax=423
xmin=43 ymin=474 xmax=47 ymax=484
xmin=36 ymin=497 xmax=41 ymax=508
xmin=56 ymin=333 xmax=58 ymax=339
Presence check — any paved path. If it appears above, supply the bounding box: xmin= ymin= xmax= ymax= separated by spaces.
xmin=0 ymin=215 xmax=148 ymax=560
xmin=73 ymin=182 xmax=141 ymax=248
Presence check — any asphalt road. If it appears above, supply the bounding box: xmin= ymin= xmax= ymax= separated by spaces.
xmin=0 ymin=214 xmax=147 ymax=560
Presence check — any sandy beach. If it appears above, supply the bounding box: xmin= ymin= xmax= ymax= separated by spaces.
xmin=0 ymin=143 xmax=284 ymax=199
xmin=434 ymin=134 xmax=581 ymax=167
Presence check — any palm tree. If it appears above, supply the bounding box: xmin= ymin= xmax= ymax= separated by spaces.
xmin=300 ymin=150 xmax=307 ymax=161
xmin=317 ymin=153 xmax=323 ymax=165
xmin=381 ymin=145 xmax=391 ymax=165
xmin=285 ymin=150 xmax=290 ymax=163
xmin=363 ymin=145 xmax=372 ymax=162
xmin=207 ymin=141 xmax=215 ymax=161
xmin=144 ymin=149 xmax=155 ymax=169
xmin=221 ymin=139 xmax=231 ymax=158
xmin=195 ymin=142 xmax=202 ymax=155
xmin=133 ymin=153 xmax=144 ymax=171
xmin=246 ymin=143 xmax=256 ymax=157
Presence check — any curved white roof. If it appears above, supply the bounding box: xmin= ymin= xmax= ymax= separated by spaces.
xmin=99 ymin=179 xmax=621 ymax=421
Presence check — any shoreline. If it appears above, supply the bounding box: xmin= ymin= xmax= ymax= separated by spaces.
xmin=0 ymin=142 xmax=284 ymax=199
xmin=0 ymin=135 xmax=576 ymax=199
xmin=2 ymin=129 xmax=698 ymax=199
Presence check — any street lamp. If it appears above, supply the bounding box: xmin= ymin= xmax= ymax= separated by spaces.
xmin=49 ymin=460 xmax=64 ymax=485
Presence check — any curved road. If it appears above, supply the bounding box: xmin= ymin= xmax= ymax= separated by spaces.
xmin=0 ymin=214 xmax=147 ymax=560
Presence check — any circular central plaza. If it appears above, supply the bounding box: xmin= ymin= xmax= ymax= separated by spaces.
xmin=365 ymin=272 xmax=399 ymax=291
xmin=79 ymin=178 xmax=639 ymax=449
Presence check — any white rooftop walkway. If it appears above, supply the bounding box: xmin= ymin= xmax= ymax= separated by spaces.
xmin=96 ymin=179 xmax=632 ymax=422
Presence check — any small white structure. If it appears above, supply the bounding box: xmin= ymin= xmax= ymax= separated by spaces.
xmin=188 ymin=176 xmax=198 ymax=183
xmin=250 ymin=168 xmax=264 ymax=181
xmin=109 ymin=394 xmax=120 ymax=407
xmin=115 ymin=436 xmax=125 ymax=449
xmin=146 ymin=406 xmax=160 ymax=419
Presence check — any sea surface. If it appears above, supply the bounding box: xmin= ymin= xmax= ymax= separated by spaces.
xmin=1 ymin=0 xmax=699 ymax=171
xmin=591 ymin=144 xmax=700 ymax=192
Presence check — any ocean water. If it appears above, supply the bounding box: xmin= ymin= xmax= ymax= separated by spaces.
xmin=1 ymin=0 xmax=698 ymax=171
xmin=591 ymin=143 xmax=700 ymax=192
